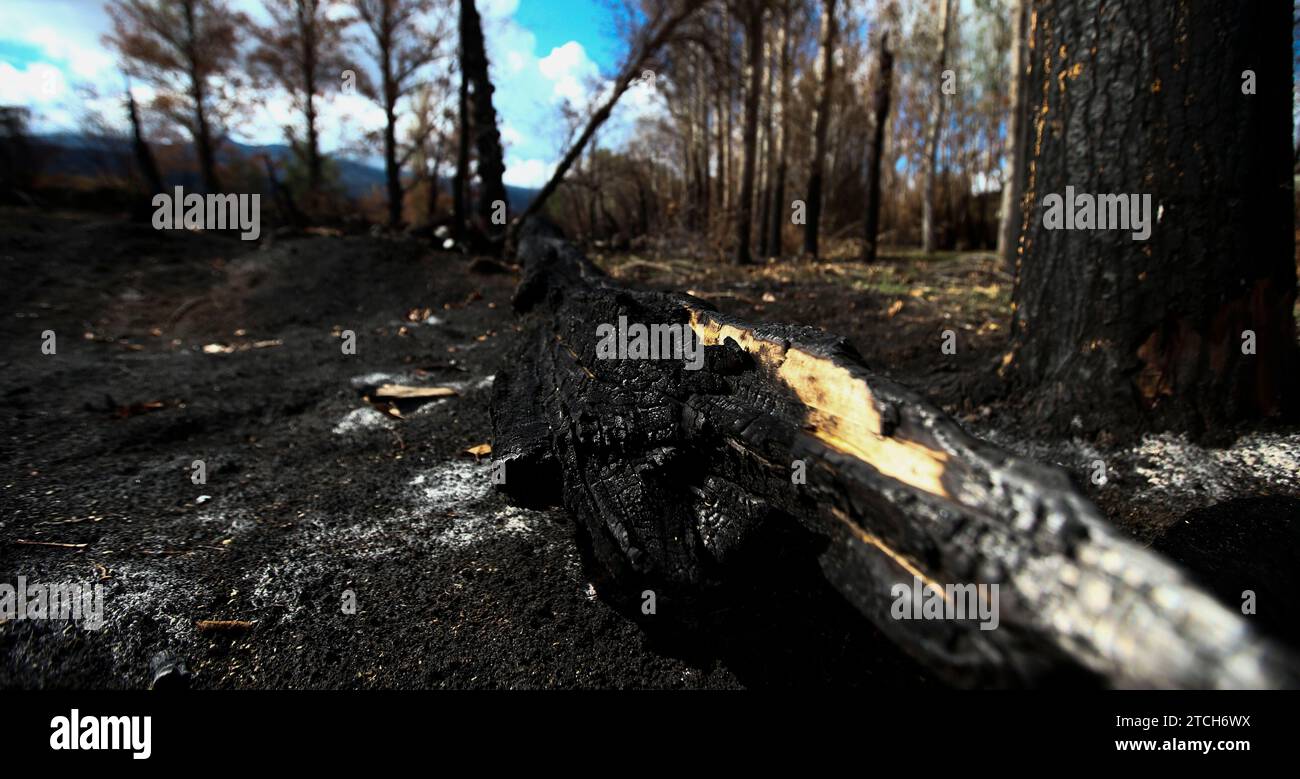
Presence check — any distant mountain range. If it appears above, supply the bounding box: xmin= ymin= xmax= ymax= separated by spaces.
xmin=31 ymin=132 xmax=538 ymax=211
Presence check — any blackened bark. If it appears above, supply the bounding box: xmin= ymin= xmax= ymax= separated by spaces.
xmin=126 ymin=89 xmax=163 ymax=196
xmin=183 ymin=0 xmax=220 ymax=194
xmin=460 ymin=0 xmax=508 ymax=245
xmin=1009 ymin=0 xmax=1299 ymax=438
xmin=734 ymin=2 xmax=764 ymax=265
xmin=493 ymin=221 xmax=1297 ymax=689
xmin=382 ymin=67 xmax=402 ymax=227
xmin=802 ymin=0 xmax=837 ymax=259
xmin=453 ymin=65 xmax=470 ymax=239
xmin=301 ymin=2 xmax=322 ymax=194
xmin=861 ymin=30 xmax=893 ymax=264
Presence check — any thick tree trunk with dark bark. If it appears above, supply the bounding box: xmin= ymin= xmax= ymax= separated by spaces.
xmin=802 ymin=0 xmax=836 ymax=260
xmin=490 ymin=220 xmax=1297 ymax=689
xmin=1009 ymin=0 xmax=1299 ymax=438
xmin=460 ymin=0 xmax=508 ymax=245
xmin=862 ymin=30 xmax=893 ymax=264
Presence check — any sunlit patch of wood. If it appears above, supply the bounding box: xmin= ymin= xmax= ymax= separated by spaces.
xmin=689 ymin=309 xmax=951 ymax=499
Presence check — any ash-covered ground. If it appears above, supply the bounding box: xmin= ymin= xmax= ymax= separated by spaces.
xmin=0 ymin=208 xmax=929 ymax=688
xmin=3 ymin=208 xmax=1297 ymax=688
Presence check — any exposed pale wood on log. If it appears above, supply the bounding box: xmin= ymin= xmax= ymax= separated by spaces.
xmin=491 ymin=222 xmax=1299 ymax=689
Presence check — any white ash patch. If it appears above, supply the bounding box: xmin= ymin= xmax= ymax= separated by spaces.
xmin=332 ymin=406 xmax=395 ymax=435
xmin=972 ymin=423 xmax=1300 ymax=521
xmin=187 ymin=507 xmax=258 ymax=543
xmin=243 ymin=460 xmax=542 ymax=623
xmin=406 ymin=460 xmax=536 ymax=548
xmin=98 ymin=560 xmax=203 ymax=668
xmin=408 ymin=398 xmax=450 ymax=417
xmin=1131 ymin=432 xmax=1300 ymax=508
xmin=972 ymin=425 xmax=1101 ymax=474
xmin=292 ymin=460 xmax=520 ymax=557
xmin=429 ymin=504 xmax=533 ymax=548
xmin=349 ymin=372 xmax=408 ymax=389
xmin=430 ymin=375 xmax=491 ymax=395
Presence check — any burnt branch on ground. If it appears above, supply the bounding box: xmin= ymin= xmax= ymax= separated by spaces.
xmin=490 ymin=222 xmax=1299 ymax=689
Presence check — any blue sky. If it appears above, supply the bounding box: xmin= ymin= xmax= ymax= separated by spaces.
xmin=0 ymin=0 xmax=659 ymax=187
xmin=515 ymin=0 xmax=622 ymax=72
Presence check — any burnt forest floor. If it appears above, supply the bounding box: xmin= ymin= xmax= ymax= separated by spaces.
xmin=2 ymin=208 xmax=1297 ymax=689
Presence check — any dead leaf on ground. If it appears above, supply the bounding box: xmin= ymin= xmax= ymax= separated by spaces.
xmin=887 ymin=300 xmax=904 ymax=318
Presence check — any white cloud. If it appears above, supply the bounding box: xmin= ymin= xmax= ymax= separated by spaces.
xmin=0 ymin=61 xmax=68 ymax=104
xmin=501 ymin=124 xmax=524 ymax=148
xmin=538 ymin=41 xmax=600 ymax=106
xmin=503 ymin=156 xmax=555 ymax=189
xmin=25 ymin=26 xmax=114 ymax=81
xmin=481 ymin=0 xmax=521 ymax=17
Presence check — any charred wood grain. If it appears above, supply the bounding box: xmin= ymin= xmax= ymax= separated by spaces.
xmin=490 ymin=221 xmax=1299 ymax=689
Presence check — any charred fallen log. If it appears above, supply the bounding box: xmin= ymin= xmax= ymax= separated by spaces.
xmin=490 ymin=222 xmax=1298 ymax=689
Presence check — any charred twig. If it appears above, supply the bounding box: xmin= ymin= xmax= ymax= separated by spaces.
xmin=13 ymin=539 xmax=88 ymax=550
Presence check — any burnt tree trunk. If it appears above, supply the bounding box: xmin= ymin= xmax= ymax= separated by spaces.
xmin=126 ymin=89 xmax=163 ymax=197
xmin=802 ymin=0 xmax=837 ymax=260
xmin=1009 ymin=0 xmax=1299 ymax=438
xmin=379 ymin=29 xmax=402 ymax=229
xmin=734 ymin=1 xmax=763 ymax=265
xmin=453 ymin=63 xmax=470 ymax=240
xmin=491 ymin=220 xmax=1297 ymax=689
xmin=460 ymin=0 xmax=509 ymax=246
xmin=861 ymin=30 xmax=893 ymax=264
xmin=183 ymin=0 xmax=220 ymax=194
